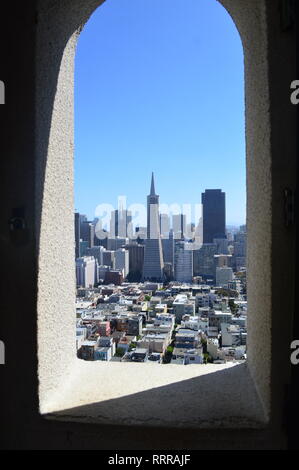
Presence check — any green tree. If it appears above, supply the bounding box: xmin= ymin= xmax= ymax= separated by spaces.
xmin=201 ymin=336 xmax=207 ymax=354
xmin=203 ymin=353 xmax=213 ymax=364
xmin=228 ymin=299 xmax=238 ymax=314
xmin=115 ymin=348 xmax=125 ymax=357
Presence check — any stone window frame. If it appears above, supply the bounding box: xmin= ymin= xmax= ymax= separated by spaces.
xmin=35 ymin=0 xmax=284 ymax=428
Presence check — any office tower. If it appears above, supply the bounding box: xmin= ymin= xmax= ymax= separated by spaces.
xmin=163 ymin=262 xmax=174 ymax=281
xmin=115 ymin=248 xmax=129 ymax=278
xmin=193 ymin=243 xmax=218 ymax=279
xmin=202 ymin=189 xmax=226 ymax=243
xmin=216 ymin=266 xmax=234 ymax=287
xmin=186 ymin=222 xmax=195 ymax=240
xmin=162 ymin=229 xmax=174 ymax=265
xmin=214 ymin=254 xmax=232 ymax=269
xmin=126 ymin=243 xmax=144 ymax=281
xmin=76 ymin=256 xmax=96 ymax=288
xmin=233 ymin=230 xmax=247 ymax=270
xmin=93 ymin=218 xmax=108 ymax=247
xmin=213 ymin=237 xmax=229 ymax=254
xmin=146 ymin=173 xmax=159 ymax=238
xmin=80 ymin=220 xmax=95 ymax=248
xmin=102 ymin=250 xmax=115 ymax=268
xmin=143 ymin=173 xmax=164 ymax=281
xmin=194 ymin=216 xmax=203 ymax=245
xmin=214 ymin=254 xmax=233 ymax=281
xmin=172 ymin=213 xmax=186 ymax=240
xmin=79 ymin=214 xmax=88 ymax=225
xmin=79 ymin=240 xmax=89 ymax=257
xmin=174 ymin=241 xmax=193 ymax=283
xmin=85 ymin=246 xmax=105 ymax=265
xmin=107 ymin=237 xmax=128 ymax=251
xmin=74 ymin=212 xmax=81 ymax=258
xmin=79 ymin=214 xmax=87 ymax=242
xmin=160 ymin=213 xmax=171 ymax=237
xmin=110 ymin=209 xmax=132 ymax=238
xmin=94 ymin=258 xmax=99 ymax=285
xmin=98 ymin=265 xmax=110 ymax=282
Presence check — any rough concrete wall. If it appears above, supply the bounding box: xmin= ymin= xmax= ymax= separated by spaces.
xmin=25 ymin=0 xmax=295 ymax=448
xmin=265 ymin=0 xmax=296 ymax=433
xmin=219 ymin=0 xmax=272 ymax=418
xmin=0 ymin=0 xmax=39 ymax=449
xmin=220 ymin=0 xmax=297 ymax=432
xmin=36 ymin=0 xmax=273 ymax=418
xmin=36 ymin=0 xmax=106 ymax=408
xmin=45 ymin=361 xmax=266 ymax=429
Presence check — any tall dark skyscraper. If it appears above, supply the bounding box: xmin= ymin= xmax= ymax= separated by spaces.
xmin=80 ymin=220 xmax=95 ymax=248
xmin=202 ymin=189 xmax=226 ymax=243
xmin=74 ymin=212 xmax=81 ymax=258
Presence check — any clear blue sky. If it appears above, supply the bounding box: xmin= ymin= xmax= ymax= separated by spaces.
xmin=75 ymin=0 xmax=245 ymax=227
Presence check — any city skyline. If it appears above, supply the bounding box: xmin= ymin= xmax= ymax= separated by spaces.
xmin=76 ymin=172 xmax=243 ymax=233
xmin=75 ymin=0 xmax=245 ymax=226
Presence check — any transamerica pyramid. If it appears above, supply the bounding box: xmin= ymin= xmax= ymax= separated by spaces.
xmin=142 ymin=173 xmax=164 ymax=281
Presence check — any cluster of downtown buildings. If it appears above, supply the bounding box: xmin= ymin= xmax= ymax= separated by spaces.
xmin=75 ymin=174 xmax=247 ymax=365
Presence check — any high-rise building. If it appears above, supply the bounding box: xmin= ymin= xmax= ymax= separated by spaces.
xmin=162 ymin=229 xmax=174 ymax=266
xmin=202 ymin=189 xmax=226 ymax=243
xmin=110 ymin=209 xmax=132 ymax=238
xmin=79 ymin=240 xmax=89 ymax=257
xmin=74 ymin=212 xmax=81 ymax=258
xmin=125 ymin=243 xmax=144 ymax=281
xmin=115 ymin=248 xmax=129 ymax=278
xmin=161 ymin=229 xmax=174 ymax=280
xmin=233 ymin=229 xmax=247 ymax=270
xmin=160 ymin=213 xmax=171 ymax=237
xmin=94 ymin=218 xmax=108 ymax=248
xmin=107 ymin=237 xmax=128 ymax=251
xmin=174 ymin=241 xmax=193 ymax=283
xmin=214 ymin=254 xmax=232 ymax=269
xmin=216 ymin=266 xmax=234 ymax=287
xmin=172 ymin=214 xmax=186 ymax=240
xmin=76 ymin=256 xmax=96 ymax=288
xmin=102 ymin=250 xmax=115 ymax=268
xmin=193 ymin=243 xmax=218 ymax=279
xmin=80 ymin=220 xmax=95 ymax=248
xmin=85 ymin=246 xmax=105 ymax=265
xmin=213 ymin=237 xmax=229 ymax=255
xmin=143 ymin=173 xmax=164 ymax=281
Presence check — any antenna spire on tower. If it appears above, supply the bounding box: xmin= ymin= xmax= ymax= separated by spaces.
xmin=150 ymin=172 xmax=156 ymax=196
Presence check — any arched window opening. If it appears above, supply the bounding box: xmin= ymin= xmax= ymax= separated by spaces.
xmin=36 ymin=0 xmax=273 ymax=428
xmin=74 ymin=0 xmax=246 ymax=368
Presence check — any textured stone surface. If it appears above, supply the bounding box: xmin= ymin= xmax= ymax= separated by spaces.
xmin=44 ymin=361 xmax=266 ymax=428
xmin=220 ymin=0 xmax=272 ymax=419
xmin=2 ymin=0 xmax=297 ymax=450
xmin=34 ymin=0 xmax=294 ymax=440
